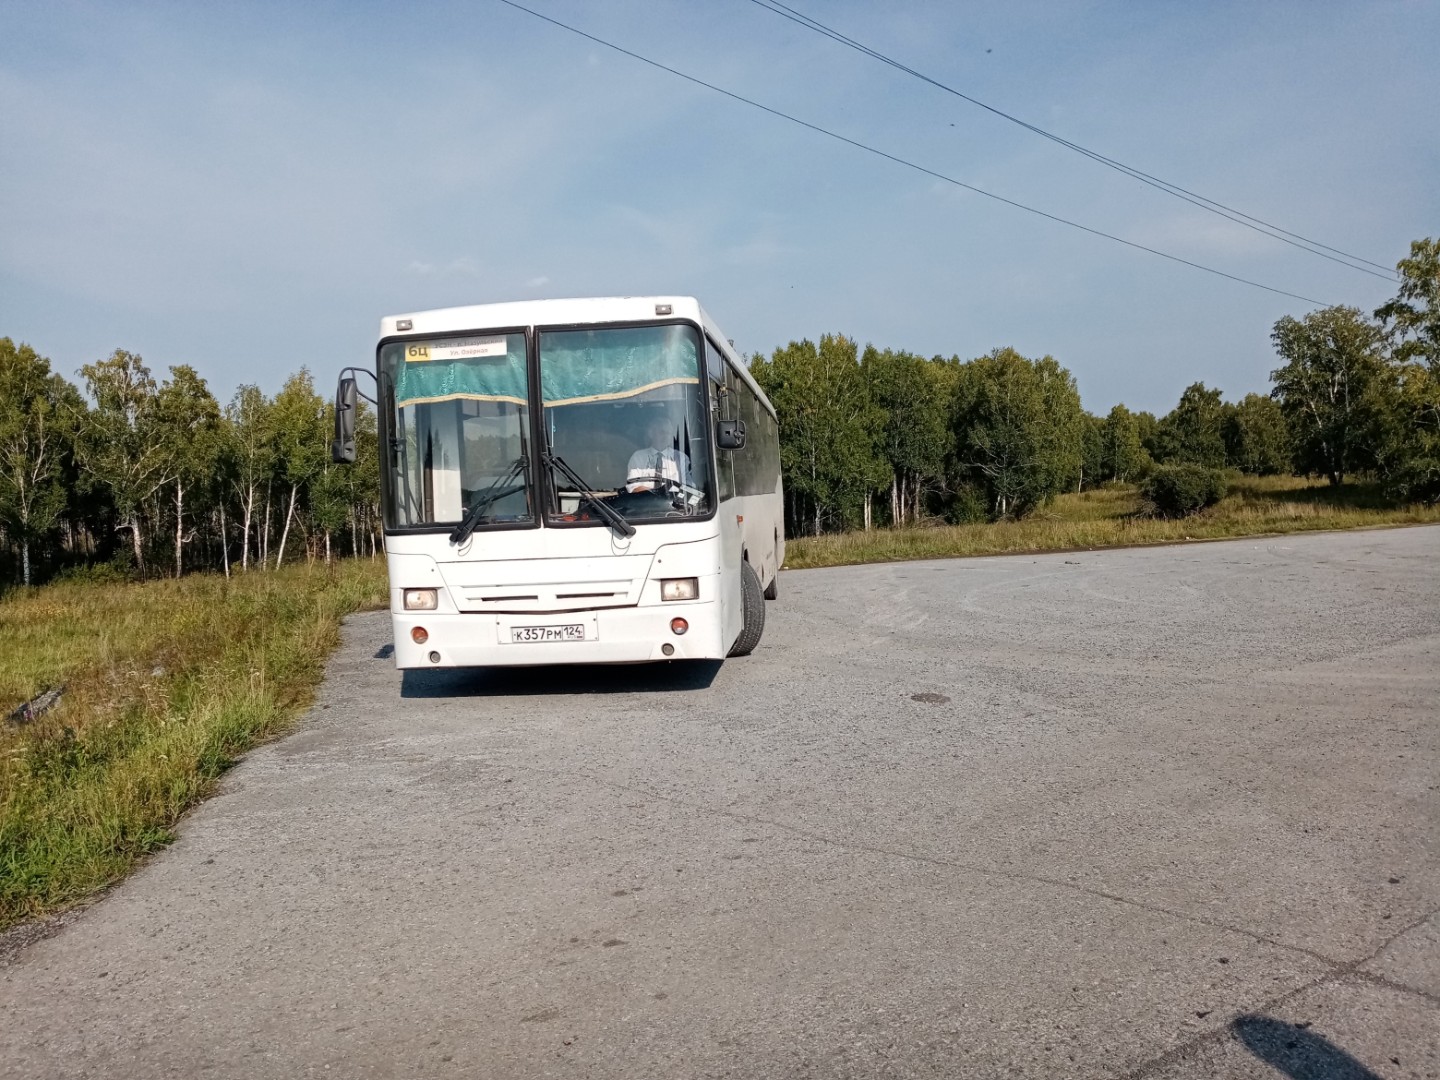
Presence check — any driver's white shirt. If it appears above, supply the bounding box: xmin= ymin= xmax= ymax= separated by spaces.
xmin=625 ymin=447 xmax=692 ymax=492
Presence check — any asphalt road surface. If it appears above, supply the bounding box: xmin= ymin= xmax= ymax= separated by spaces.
xmin=4 ymin=527 xmax=1438 ymax=1079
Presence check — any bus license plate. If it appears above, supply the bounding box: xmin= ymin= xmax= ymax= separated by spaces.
xmin=511 ymin=624 xmax=588 ymax=643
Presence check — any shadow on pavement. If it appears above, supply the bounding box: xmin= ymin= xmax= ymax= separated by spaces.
xmin=399 ymin=659 xmax=723 ymax=698
xmin=1233 ymin=1014 xmax=1385 ymax=1080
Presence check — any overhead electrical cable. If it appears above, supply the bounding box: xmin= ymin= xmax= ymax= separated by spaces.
xmin=747 ymin=0 xmax=1397 ymax=281
xmin=495 ymin=0 xmax=1329 ymax=306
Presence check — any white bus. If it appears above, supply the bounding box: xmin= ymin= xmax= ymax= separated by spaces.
xmin=332 ymin=296 xmax=784 ymax=669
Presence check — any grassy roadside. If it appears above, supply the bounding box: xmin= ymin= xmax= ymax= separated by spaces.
xmin=784 ymin=475 xmax=1440 ymax=569
xmin=0 ymin=561 xmax=387 ymax=930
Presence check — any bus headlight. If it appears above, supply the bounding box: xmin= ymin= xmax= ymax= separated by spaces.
xmin=660 ymin=578 xmax=698 ymax=601
xmin=403 ymin=588 xmax=438 ymax=610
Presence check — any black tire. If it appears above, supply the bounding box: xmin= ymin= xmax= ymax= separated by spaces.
xmin=728 ymin=561 xmax=766 ymax=657
xmin=763 ymin=568 xmax=778 ymax=601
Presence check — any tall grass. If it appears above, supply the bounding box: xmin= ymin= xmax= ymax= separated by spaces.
xmin=785 ymin=476 xmax=1440 ymax=570
xmin=0 ymin=561 xmax=387 ymax=929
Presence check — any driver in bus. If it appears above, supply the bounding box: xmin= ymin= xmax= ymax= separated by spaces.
xmin=625 ymin=414 xmax=693 ymax=494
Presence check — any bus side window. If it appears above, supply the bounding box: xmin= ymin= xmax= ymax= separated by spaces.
xmin=705 ymin=337 xmax=727 ymax=391
xmin=716 ymin=439 xmax=736 ymax=502
xmin=709 ymin=340 xmax=737 ymax=502
xmin=723 ymin=362 xmax=741 ymax=501
xmin=734 ymin=379 xmax=758 ymax=495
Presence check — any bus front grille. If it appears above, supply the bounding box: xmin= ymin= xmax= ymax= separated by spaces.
xmin=439 ymin=553 xmax=656 ymax=614
xmin=456 ymin=581 xmax=636 ymax=613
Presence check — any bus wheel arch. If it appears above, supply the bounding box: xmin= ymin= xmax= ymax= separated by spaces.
xmin=763 ymin=529 xmax=779 ymax=600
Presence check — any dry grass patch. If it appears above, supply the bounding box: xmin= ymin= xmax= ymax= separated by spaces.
xmin=785 ymin=476 xmax=1440 ymax=570
xmin=0 ymin=561 xmax=388 ymax=929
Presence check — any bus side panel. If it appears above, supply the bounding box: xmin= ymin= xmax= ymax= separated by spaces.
xmin=775 ymin=483 xmax=785 ymax=579
xmin=735 ymin=490 xmax=782 ymax=591
xmin=718 ymin=496 xmax=745 ymax=650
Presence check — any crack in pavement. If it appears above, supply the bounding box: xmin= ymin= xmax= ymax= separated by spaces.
xmin=1114 ymin=906 xmax=1440 ymax=1079
xmin=530 ymin=762 xmax=1426 ymax=979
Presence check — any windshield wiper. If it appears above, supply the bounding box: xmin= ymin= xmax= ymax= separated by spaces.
xmin=542 ymin=449 xmax=636 ymax=538
xmin=449 ymin=457 xmax=529 ymax=544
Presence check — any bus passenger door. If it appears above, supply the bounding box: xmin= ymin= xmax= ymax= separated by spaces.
xmin=718 ymin=469 xmax=743 ymax=649
xmin=710 ymin=345 xmax=745 ymax=650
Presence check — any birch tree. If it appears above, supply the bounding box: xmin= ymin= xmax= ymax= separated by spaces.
xmin=268 ymin=370 xmax=327 ymax=568
xmin=154 ymin=365 xmax=222 ymax=577
xmin=751 ymin=335 xmax=884 ymax=535
xmin=1224 ymin=393 xmax=1291 ymax=475
xmin=862 ymin=347 xmax=950 ymax=525
xmin=1270 ymin=307 xmax=1387 ymax=486
xmin=1373 ymin=238 xmax=1440 ymax=501
xmin=77 ymin=350 xmax=169 ymax=575
xmin=0 ymin=340 xmax=77 ymax=585
xmin=1153 ymin=383 xmax=1229 ymax=467
xmin=1376 ymin=238 xmax=1440 ymax=370
xmin=1075 ymin=413 xmax=1103 ymax=491
xmin=950 ymin=348 xmax=1084 ymax=519
xmin=1099 ymin=404 xmax=1149 ymax=483
xmin=336 ymin=399 xmax=380 ymax=558
xmin=223 ymin=385 xmax=274 ymax=570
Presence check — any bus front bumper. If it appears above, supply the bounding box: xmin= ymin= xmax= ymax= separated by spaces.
xmin=390 ymin=599 xmax=727 ymax=668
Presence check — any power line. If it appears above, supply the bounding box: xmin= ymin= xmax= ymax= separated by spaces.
xmin=751 ymin=0 xmax=1396 ymax=280
xmin=748 ymin=0 xmax=1397 ymax=281
xmin=495 ymin=0 xmax=1331 ymax=307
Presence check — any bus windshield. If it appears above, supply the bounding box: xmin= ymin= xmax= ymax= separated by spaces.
xmin=378 ymin=322 xmax=714 ymax=531
xmin=538 ymin=323 xmax=712 ymax=525
xmin=379 ymin=331 xmax=534 ymax=530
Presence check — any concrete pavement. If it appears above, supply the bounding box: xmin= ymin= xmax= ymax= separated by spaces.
xmin=3 ymin=527 xmax=1437 ymax=1078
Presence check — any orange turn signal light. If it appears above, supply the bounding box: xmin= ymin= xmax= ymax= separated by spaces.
xmin=670 ymin=617 xmax=689 ymax=636
xmin=411 ymin=626 xmax=429 ymax=644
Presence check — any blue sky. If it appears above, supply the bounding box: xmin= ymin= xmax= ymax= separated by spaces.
xmin=2 ymin=0 xmax=1435 ymax=415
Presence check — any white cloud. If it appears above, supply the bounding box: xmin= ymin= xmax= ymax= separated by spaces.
xmin=721 ymin=238 xmax=795 ymax=267
xmin=404 ymin=258 xmax=480 ymax=279
xmin=1130 ymin=215 xmax=1281 ymax=260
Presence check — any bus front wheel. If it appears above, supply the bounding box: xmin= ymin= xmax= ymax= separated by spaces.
xmin=728 ymin=561 xmax=766 ymax=657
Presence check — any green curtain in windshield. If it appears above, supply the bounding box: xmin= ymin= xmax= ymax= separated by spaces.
xmin=541 ymin=325 xmax=698 ymax=406
xmin=391 ymin=325 xmax=699 ymax=408
xmin=392 ymin=336 xmax=528 ymax=408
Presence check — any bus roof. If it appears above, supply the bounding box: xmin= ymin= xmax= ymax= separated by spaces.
xmin=380 ymin=296 xmax=775 ymax=418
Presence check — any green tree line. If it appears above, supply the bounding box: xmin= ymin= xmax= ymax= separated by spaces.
xmin=2 ymin=238 xmax=1435 ymax=582
xmin=0 ymin=349 xmax=380 ymax=586
xmin=751 ymin=237 xmax=1440 ymax=535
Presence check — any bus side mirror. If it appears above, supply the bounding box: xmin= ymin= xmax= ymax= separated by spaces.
xmin=716 ymin=419 xmax=746 ymax=450
xmin=332 ymin=376 xmax=358 ymax=464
